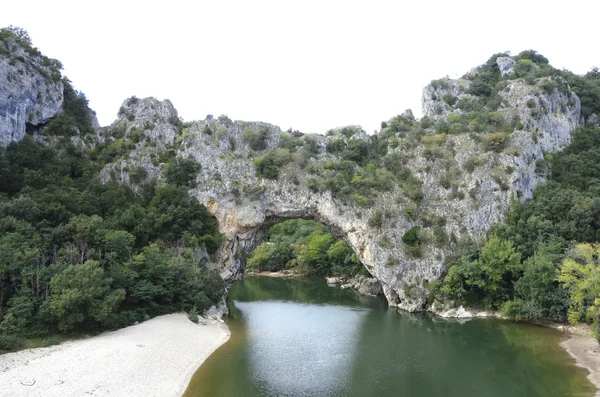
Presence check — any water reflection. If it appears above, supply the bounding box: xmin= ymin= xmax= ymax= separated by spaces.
xmin=235 ymin=301 xmax=367 ymax=396
xmin=184 ymin=277 xmax=596 ymax=397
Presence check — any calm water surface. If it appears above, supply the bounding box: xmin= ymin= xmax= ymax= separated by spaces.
xmin=184 ymin=276 xmax=595 ymax=397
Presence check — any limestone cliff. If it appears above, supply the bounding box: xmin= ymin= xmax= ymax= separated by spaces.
xmin=0 ymin=31 xmax=64 ymax=147
xmin=99 ymin=54 xmax=581 ymax=311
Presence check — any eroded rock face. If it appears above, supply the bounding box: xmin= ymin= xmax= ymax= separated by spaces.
xmin=100 ymin=67 xmax=581 ymax=312
xmin=0 ymin=38 xmax=63 ymax=147
xmin=496 ymin=57 xmax=516 ymax=76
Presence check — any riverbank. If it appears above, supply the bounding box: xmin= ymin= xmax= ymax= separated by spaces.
xmin=0 ymin=313 xmax=230 ymax=397
xmin=558 ymin=325 xmax=600 ymax=397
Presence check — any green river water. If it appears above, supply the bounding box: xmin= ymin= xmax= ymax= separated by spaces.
xmin=184 ymin=276 xmax=595 ymax=397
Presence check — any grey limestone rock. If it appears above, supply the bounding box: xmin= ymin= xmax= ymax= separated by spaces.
xmin=496 ymin=57 xmax=517 ymax=76
xmin=0 ymin=38 xmax=63 ymax=147
xmin=99 ymin=78 xmax=580 ymax=312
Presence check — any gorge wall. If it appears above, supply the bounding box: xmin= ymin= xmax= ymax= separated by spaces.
xmin=0 ymin=42 xmax=582 ymax=311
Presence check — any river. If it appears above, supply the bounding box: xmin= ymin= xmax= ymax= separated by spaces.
xmin=184 ymin=276 xmax=595 ymax=397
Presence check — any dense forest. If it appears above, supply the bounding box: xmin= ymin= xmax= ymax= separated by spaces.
xmin=0 ymin=76 xmax=224 ymax=351
xmin=247 ymin=219 xmax=367 ymax=277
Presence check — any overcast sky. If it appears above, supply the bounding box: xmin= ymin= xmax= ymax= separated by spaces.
xmin=2 ymin=1 xmax=598 ymax=134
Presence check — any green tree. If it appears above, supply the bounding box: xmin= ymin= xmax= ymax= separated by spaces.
xmin=558 ymin=244 xmax=600 ymax=339
xmin=49 ymin=261 xmax=125 ymax=331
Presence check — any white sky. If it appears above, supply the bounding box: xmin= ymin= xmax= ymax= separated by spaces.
xmin=2 ymin=1 xmax=598 ymax=134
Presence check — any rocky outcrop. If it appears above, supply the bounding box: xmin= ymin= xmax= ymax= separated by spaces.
xmin=0 ymin=36 xmax=63 ymax=147
xmin=98 ymin=70 xmax=579 ymax=312
xmin=496 ymin=57 xmax=516 ymax=76
xmin=98 ymin=97 xmax=180 ymax=186
xmin=326 ymin=276 xmax=383 ymax=297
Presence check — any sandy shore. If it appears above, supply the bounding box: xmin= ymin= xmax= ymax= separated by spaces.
xmin=559 ymin=326 xmax=600 ymax=397
xmin=0 ymin=313 xmax=230 ymax=397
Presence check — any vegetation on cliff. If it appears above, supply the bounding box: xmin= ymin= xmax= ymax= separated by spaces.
xmin=432 ymin=124 xmax=600 ymax=340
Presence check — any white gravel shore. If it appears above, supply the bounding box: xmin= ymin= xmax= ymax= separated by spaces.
xmin=0 ymin=313 xmax=230 ymax=397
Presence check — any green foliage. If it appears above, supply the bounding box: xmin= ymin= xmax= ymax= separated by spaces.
xmin=464 ymin=156 xmax=482 ymax=172
xmin=129 ymin=166 xmax=148 ymax=184
xmin=558 ymin=244 xmax=600 ymax=339
xmin=483 ymin=132 xmax=509 ymax=152
xmin=254 ymin=156 xmax=279 ymax=179
xmin=187 ymin=306 xmax=199 ymax=323
xmin=437 ymin=236 xmax=521 ymax=309
xmin=402 ymin=227 xmax=421 ymax=246
xmin=164 ymin=156 xmax=200 ymax=187
xmin=436 ymin=125 xmax=600 ymax=325
xmin=244 ymin=127 xmax=269 ymax=151
xmin=368 ymin=211 xmax=383 ymax=229
xmin=247 ymin=219 xmax=367 ymax=278
xmin=0 ymin=334 xmax=23 ymax=352
xmin=253 ymin=149 xmax=292 ymax=180
xmin=343 ymin=139 xmax=371 ymax=164
xmin=326 ymin=138 xmax=346 ymax=153
xmin=442 ymin=93 xmax=457 ymax=106
xmin=0 ymin=135 xmax=224 ymax=339
xmin=49 ymin=261 xmax=125 ymax=331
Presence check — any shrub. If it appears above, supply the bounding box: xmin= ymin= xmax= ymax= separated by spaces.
xmin=352 ymin=194 xmax=371 ymax=207
xmin=368 ymin=211 xmax=383 ymax=228
xmin=326 ymin=138 xmax=346 ymax=153
xmin=253 ymin=149 xmax=292 ymax=180
xmin=0 ymin=334 xmax=23 ymax=351
xmin=341 ymin=126 xmax=358 ymax=138
xmin=420 ymin=134 xmax=447 ymax=145
xmin=129 ymin=166 xmax=148 ymax=184
xmin=254 ymin=156 xmax=279 ymax=179
xmin=343 ymin=139 xmax=371 ymax=164
xmin=402 ymin=227 xmax=421 ymax=246
xmin=484 ymin=132 xmax=509 ymax=152
xmin=443 ymin=93 xmax=457 ymax=106
xmin=244 ymin=127 xmax=269 ymax=151
xmin=188 ymin=306 xmax=199 ymax=323
xmin=464 ymin=156 xmax=482 ymax=173
xmin=165 ymin=157 xmax=200 ymax=186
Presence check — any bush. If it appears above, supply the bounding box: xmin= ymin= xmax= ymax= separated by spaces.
xmin=244 ymin=127 xmax=269 ymax=151
xmin=129 ymin=166 xmax=148 ymax=184
xmin=464 ymin=156 xmax=482 ymax=172
xmin=326 ymin=138 xmax=346 ymax=153
xmin=164 ymin=157 xmax=200 ymax=186
xmin=484 ymin=132 xmax=509 ymax=152
xmin=253 ymin=149 xmax=292 ymax=180
xmin=187 ymin=306 xmax=199 ymax=323
xmin=0 ymin=334 xmax=23 ymax=351
xmin=443 ymin=93 xmax=457 ymax=106
xmin=402 ymin=227 xmax=421 ymax=246
xmin=368 ymin=211 xmax=383 ymax=228
xmin=254 ymin=156 xmax=279 ymax=179
xmin=421 ymin=134 xmax=447 ymax=145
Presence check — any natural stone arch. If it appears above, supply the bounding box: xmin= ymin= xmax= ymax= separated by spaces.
xmin=99 ymin=64 xmax=581 ymax=311
xmin=200 ymin=191 xmax=404 ymax=305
